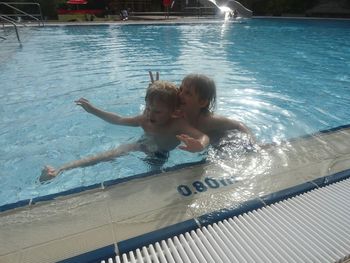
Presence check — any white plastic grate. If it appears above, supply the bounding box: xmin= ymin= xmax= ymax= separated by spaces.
xmin=104 ymin=178 xmax=350 ymax=263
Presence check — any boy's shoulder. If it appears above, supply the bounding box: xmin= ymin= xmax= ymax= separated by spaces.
xmin=199 ymin=114 xmax=241 ymax=129
xmin=199 ymin=113 xmax=224 ymax=125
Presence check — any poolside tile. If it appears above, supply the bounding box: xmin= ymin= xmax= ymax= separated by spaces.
xmin=0 ymin=209 xmax=33 ymax=255
xmin=320 ymin=129 xmax=350 ymax=155
xmin=105 ymin=164 xmax=224 ymax=241
xmin=0 ymin=252 xmax=21 ymax=263
xmin=105 ymin=165 xmax=208 ymax=222
xmin=0 ymin=191 xmax=111 ymax=256
xmin=188 ymin=188 xmax=260 ymax=219
xmin=20 ymin=224 xmax=114 ymax=263
xmin=112 ymin=203 xmax=195 ymax=242
xmin=327 ymin=156 xmax=350 ymax=175
xmin=186 ymin=133 xmax=347 ymax=218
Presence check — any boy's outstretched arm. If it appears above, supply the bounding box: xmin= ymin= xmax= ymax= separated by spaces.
xmin=75 ymin=98 xmax=142 ymax=127
xmin=40 ymin=143 xmax=141 ymax=183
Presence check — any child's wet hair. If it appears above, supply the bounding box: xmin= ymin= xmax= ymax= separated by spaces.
xmin=146 ymin=80 xmax=179 ymax=111
xmin=181 ymin=74 xmax=216 ymax=113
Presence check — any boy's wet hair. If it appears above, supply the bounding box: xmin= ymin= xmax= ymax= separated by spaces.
xmin=181 ymin=74 xmax=216 ymax=113
xmin=146 ymin=80 xmax=179 ymax=111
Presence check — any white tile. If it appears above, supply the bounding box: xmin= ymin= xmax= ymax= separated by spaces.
xmin=0 ymin=252 xmax=21 ymax=263
xmin=113 ymin=203 xmax=195 ymax=242
xmin=21 ymin=224 xmax=114 ymax=263
xmin=0 ymin=191 xmax=110 ymax=256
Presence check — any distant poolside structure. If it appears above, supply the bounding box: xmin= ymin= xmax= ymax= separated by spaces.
xmin=207 ymin=0 xmax=252 ymax=18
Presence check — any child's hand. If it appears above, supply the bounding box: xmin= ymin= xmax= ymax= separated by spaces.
xmin=176 ymin=134 xmax=205 ymax=152
xmin=39 ymin=165 xmax=58 ymax=183
xmin=75 ymin=97 xmax=94 ymax=113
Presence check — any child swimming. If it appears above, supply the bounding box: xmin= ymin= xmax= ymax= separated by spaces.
xmin=178 ymin=73 xmax=253 ymax=145
xmin=148 ymin=72 xmax=253 ymax=145
xmin=40 ymin=80 xmax=209 ymax=182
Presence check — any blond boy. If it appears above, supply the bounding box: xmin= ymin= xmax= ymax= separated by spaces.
xmin=40 ymin=80 xmax=209 ymax=182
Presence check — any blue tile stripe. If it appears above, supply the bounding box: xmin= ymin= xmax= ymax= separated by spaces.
xmin=197 ymin=198 xmax=265 ymax=226
xmin=56 ymin=244 xmax=116 ymax=263
xmin=0 ymin=199 xmax=31 ymax=212
xmin=31 ymin=183 xmax=102 ymax=205
xmin=260 ymin=182 xmax=317 ymax=206
xmin=312 ymin=168 xmax=350 ymax=188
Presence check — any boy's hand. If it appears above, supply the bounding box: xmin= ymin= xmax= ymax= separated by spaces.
xmin=176 ymin=134 xmax=205 ymax=152
xmin=39 ymin=165 xmax=58 ymax=183
xmin=75 ymin=97 xmax=94 ymax=113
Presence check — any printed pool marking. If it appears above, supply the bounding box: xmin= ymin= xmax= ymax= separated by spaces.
xmin=177 ymin=176 xmax=237 ymax=197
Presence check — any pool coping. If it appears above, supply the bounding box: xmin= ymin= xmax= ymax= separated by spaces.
xmin=1 ymin=123 xmax=350 ymax=214
xmin=59 ymin=166 xmax=350 ymax=263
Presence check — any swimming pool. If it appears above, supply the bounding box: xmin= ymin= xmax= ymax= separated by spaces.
xmin=1 ymin=18 xmax=350 ymax=207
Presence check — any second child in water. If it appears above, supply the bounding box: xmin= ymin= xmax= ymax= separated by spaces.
xmin=178 ymin=73 xmax=253 ymax=144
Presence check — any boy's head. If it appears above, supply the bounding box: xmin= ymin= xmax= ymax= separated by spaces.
xmin=179 ymin=74 xmax=216 ymax=114
xmin=145 ymin=80 xmax=179 ymax=125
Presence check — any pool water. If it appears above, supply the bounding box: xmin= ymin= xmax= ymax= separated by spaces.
xmin=1 ymin=18 xmax=350 ymax=207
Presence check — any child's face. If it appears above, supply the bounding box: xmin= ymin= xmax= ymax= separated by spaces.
xmin=178 ymin=83 xmax=203 ymax=114
xmin=145 ymin=100 xmax=173 ymax=126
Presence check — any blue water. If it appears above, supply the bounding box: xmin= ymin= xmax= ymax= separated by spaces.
xmin=1 ymin=18 xmax=350 ymax=207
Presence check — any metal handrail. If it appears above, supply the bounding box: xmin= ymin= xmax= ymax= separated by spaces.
xmin=1 ymin=14 xmax=27 ymax=26
xmin=0 ymin=2 xmax=44 ymax=26
xmin=0 ymin=14 xmax=20 ymax=42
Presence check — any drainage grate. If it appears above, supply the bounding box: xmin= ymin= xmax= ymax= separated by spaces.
xmin=104 ymin=178 xmax=350 ymax=263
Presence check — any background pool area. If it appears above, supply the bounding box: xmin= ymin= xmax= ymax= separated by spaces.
xmin=1 ymin=18 xmax=350 ymax=207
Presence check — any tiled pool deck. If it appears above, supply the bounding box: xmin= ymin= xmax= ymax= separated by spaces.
xmin=1 ymin=124 xmax=350 ymax=263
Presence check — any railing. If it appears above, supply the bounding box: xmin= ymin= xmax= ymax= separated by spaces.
xmin=0 ymin=14 xmax=20 ymax=42
xmin=0 ymin=2 xmax=44 ymax=26
xmin=0 ymin=2 xmax=43 ymax=43
xmin=1 ymin=13 xmax=27 ymax=26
